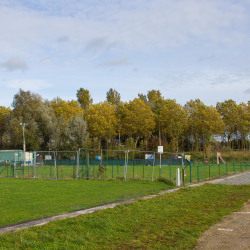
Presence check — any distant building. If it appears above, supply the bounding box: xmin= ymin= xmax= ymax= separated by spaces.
xmin=0 ymin=150 xmax=33 ymax=164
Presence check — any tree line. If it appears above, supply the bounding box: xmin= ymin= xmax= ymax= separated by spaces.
xmin=0 ymin=88 xmax=249 ymax=154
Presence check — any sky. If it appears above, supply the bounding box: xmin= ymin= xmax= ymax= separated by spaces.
xmin=1 ymin=0 xmax=250 ymax=108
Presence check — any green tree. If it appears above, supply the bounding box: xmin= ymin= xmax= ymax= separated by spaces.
xmin=3 ymin=89 xmax=56 ymax=151
xmin=76 ymin=88 xmax=93 ymax=110
xmin=54 ymin=114 xmax=89 ymax=151
xmin=106 ymin=88 xmax=121 ymax=106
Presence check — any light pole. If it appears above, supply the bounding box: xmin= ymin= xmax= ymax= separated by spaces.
xmin=159 ymin=121 xmax=161 ymax=146
xmin=20 ymin=123 xmax=27 ymax=165
xmin=48 ymin=128 xmax=51 ymax=153
xmin=202 ymin=120 xmax=205 ymax=162
xmin=118 ymin=124 xmax=121 ymax=150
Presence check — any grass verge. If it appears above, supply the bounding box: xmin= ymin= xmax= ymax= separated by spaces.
xmin=0 ymin=178 xmax=173 ymax=226
xmin=1 ymin=184 xmax=250 ymax=249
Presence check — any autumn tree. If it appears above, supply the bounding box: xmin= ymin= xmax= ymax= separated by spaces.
xmin=106 ymin=88 xmax=121 ymax=106
xmin=76 ymin=88 xmax=93 ymax=110
xmin=185 ymin=99 xmax=224 ymax=152
xmin=51 ymin=97 xmax=83 ymax=123
xmin=0 ymin=106 xmax=11 ymax=149
xmin=85 ymin=102 xmax=118 ymax=148
xmin=153 ymin=99 xmax=187 ymax=152
xmin=216 ymin=99 xmax=238 ymax=148
xmin=234 ymin=102 xmax=250 ymax=149
xmin=137 ymin=93 xmax=148 ymax=103
xmin=120 ymin=98 xmax=155 ymax=147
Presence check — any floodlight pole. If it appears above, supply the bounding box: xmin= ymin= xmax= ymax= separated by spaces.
xmin=118 ymin=124 xmax=121 ymax=150
xmin=20 ymin=123 xmax=27 ymax=165
xmin=159 ymin=121 xmax=161 ymax=146
xmin=202 ymin=120 xmax=205 ymax=163
xmin=48 ymin=129 xmax=50 ymax=153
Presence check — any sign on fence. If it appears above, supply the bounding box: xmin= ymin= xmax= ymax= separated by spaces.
xmin=158 ymin=146 xmax=163 ymax=153
xmin=45 ymin=155 xmax=52 ymax=160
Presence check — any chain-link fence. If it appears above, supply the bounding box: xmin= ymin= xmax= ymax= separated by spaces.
xmin=78 ymin=149 xmax=187 ymax=181
xmin=186 ymin=161 xmax=250 ymax=183
xmin=1 ymin=149 xmax=249 ymax=183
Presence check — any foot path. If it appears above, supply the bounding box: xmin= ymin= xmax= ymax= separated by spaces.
xmin=194 ymin=171 xmax=250 ymax=250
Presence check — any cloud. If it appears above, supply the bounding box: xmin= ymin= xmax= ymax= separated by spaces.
xmin=4 ymin=79 xmax=51 ymax=91
xmin=86 ymin=37 xmax=106 ymax=51
xmin=85 ymin=37 xmax=119 ymax=52
xmin=0 ymin=57 xmax=28 ymax=72
xmin=57 ymin=35 xmax=69 ymax=43
xmin=199 ymin=54 xmax=216 ymax=61
xmin=244 ymin=88 xmax=250 ymax=94
xmin=98 ymin=58 xmax=127 ymax=67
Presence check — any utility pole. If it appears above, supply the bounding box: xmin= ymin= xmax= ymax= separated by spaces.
xmin=20 ymin=123 xmax=27 ymax=165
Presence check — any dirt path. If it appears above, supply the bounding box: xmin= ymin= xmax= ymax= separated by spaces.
xmin=194 ymin=172 xmax=250 ymax=250
xmin=194 ymin=201 xmax=250 ymax=250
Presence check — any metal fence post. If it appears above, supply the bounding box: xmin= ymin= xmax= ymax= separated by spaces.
xmin=133 ymin=159 xmax=134 ymax=179
xmin=76 ymin=149 xmax=79 ymax=179
xmin=197 ymin=165 xmax=199 ymax=183
xmin=190 ymin=164 xmax=191 ymax=183
xmin=143 ymin=161 xmax=144 ymax=179
xmin=112 ymin=160 xmax=113 ymax=179
xmin=152 ymin=152 xmax=155 ymax=181
xmin=33 ymin=151 xmax=36 ymax=178
xmin=219 ymin=164 xmax=220 ymax=178
xmin=209 ymin=164 xmax=210 ymax=180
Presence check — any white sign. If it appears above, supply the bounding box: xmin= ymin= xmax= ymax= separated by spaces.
xmin=158 ymin=146 xmax=163 ymax=153
xmin=45 ymin=155 xmax=52 ymax=160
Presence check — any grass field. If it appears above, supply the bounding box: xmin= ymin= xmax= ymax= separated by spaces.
xmin=0 ymin=178 xmax=174 ymax=226
xmin=1 ymin=184 xmax=250 ymax=249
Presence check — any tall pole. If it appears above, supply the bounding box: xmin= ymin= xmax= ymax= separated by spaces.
xmin=20 ymin=123 xmax=27 ymax=165
xmin=118 ymin=124 xmax=121 ymax=150
xmin=159 ymin=121 xmax=161 ymax=146
xmin=48 ymin=129 xmax=50 ymax=153
xmin=202 ymin=120 xmax=205 ymax=162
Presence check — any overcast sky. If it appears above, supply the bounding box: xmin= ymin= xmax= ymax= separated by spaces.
xmin=1 ymin=0 xmax=250 ymax=108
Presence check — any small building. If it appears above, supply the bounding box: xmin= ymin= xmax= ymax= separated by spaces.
xmin=0 ymin=150 xmax=34 ymax=164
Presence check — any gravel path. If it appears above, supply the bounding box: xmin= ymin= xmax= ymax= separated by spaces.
xmin=213 ymin=171 xmax=250 ymax=185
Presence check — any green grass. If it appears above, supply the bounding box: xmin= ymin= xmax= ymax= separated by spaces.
xmin=1 ymin=184 xmax=250 ymax=249
xmin=0 ymin=178 xmax=174 ymax=226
